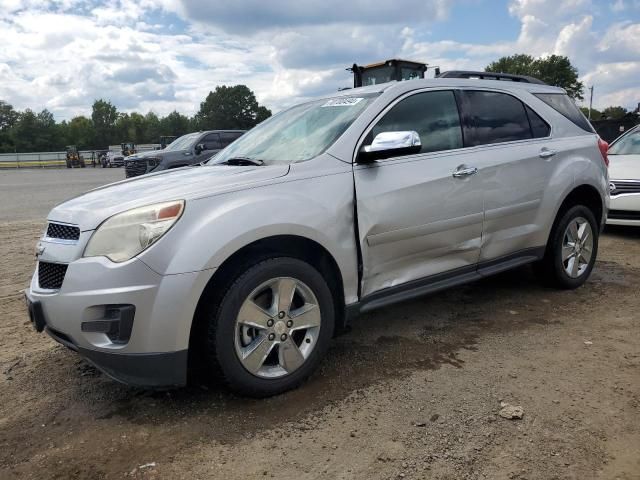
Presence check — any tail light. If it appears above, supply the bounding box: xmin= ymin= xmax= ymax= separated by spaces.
xmin=598 ymin=137 xmax=609 ymax=167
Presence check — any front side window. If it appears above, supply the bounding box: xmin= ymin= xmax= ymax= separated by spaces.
xmin=164 ymin=133 xmax=200 ymax=152
xmin=211 ymin=94 xmax=378 ymax=165
xmin=369 ymin=90 xmax=463 ymax=154
xmin=202 ymin=133 xmax=221 ymax=150
xmin=460 ymin=90 xmax=533 ymax=146
xmin=609 ymin=128 xmax=640 ymax=155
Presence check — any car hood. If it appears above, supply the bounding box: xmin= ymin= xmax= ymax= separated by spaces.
xmin=126 ymin=150 xmax=167 ymax=160
xmin=608 ymin=154 xmax=640 ymax=180
xmin=48 ymin=165 xmax=290 ymax=230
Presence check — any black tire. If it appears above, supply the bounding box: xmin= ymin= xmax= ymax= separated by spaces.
xmin=534 ymin=204 xmax=599 ymax=289
xmin=66 ymin=160 xmax=72 ymax=168
xmin=205 ymin=257 xmax=335 ymax=397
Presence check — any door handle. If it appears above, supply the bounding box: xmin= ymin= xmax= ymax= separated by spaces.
xmin=539 ymin=148 xmax=557 ymax=159
xmin=452 ymin=165 xmax=478 ymax=178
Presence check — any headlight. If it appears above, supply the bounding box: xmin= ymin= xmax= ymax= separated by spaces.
xmin=84 ymin=200 xmax=184 ymax=262
xmin=147 ymin=157 xmax=161 ymax=167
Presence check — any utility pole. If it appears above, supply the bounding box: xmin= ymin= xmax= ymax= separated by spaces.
xmin=588 ymin=85 xmax=594 ymax=120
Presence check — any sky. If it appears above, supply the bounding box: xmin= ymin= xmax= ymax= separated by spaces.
xmin=0 ymin=0 xmax=638 ymax=120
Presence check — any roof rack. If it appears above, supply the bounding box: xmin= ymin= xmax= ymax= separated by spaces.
xmin=436 ymin=70 xmax=546 ymax=85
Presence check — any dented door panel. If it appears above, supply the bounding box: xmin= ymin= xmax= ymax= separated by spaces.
xmin=355 ymin=151 xmax=483 ymax=296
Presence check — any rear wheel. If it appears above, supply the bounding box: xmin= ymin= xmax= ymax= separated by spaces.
xmin=205 ymin=257 xmax=335 ymax=397
xmin=535 ymin=205 xmax=598 ymax=289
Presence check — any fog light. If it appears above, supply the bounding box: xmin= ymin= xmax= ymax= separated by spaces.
xmin=81 ymin=304 xmax=135 ymax=344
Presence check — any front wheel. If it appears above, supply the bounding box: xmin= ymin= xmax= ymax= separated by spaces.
xmin=534 ymin=205 xmax=599 ymax=289
xmin=206 ymin=257 xmax=335 ymax=397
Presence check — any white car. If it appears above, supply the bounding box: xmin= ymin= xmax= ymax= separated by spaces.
xmin=607 ymin=125 xmax=640 ymax=226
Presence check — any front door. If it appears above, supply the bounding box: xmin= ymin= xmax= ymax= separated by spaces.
xmin=354 ymin=89 xmax=484 ymax=297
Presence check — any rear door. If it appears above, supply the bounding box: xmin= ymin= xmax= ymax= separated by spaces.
xmin=354 ymin=89 xmax=484 ymax=297
xmin=456 ymin=89 xmax=555 ymax=262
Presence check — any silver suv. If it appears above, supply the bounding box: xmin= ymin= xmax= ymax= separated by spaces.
xmin=26 ymin=76 xmax=609 ymax=397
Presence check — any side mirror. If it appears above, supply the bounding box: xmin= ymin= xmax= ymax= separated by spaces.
xmin=358 ymin=131 xmax=422 ymax=162
xmin=195 ymin=143 xmax=205 ymax=154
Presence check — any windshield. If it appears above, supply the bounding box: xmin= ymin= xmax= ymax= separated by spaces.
xmin=210 ymin=94 xmax=378 ymax=165
xmin=609 ymin=128 xmax=640 ymax=155
xmin=164 ymin=133 xmax=200 ymax=152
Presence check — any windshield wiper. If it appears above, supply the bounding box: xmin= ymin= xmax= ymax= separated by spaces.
xmin=223 ymin=157 xmax=264 ymax=166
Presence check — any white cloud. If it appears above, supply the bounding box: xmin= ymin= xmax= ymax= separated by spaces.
xmin=0 ymin=0 xmax=637 ymax=121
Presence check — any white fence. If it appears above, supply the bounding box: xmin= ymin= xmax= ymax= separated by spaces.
xmin=0 ymin=150 xmax=101 ymax=168
xmin=0 ymin=144 xmax=162 ymax=168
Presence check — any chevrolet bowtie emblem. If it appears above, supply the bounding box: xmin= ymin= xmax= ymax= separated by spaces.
xmin=35 ymin=243 xmax=45 ymax=257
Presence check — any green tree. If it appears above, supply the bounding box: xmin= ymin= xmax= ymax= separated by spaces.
xmin=579 ymin=107 xmax=601 ymax=121
xmin=486 ymin=53 xmax=535 ymax=77
xmin=160 ymin=110 xmax=191 ymax=137
xmin=91 ymin=99 xmax=118 ymax=147
xmin=486 ymin=54 xmax=584 ymax=100
xmin=65 ymin=116 xmax=95 ymax=149
xmin=0 ymin=100 xmax=19 ymax=131
xmin=195 ymin=85 xmax=271 ymax=130
xmin=10 ymin=109 xmax=39 ymax=152
xmin=143 ymin=112 xmax=161 ymax=143
xmin=0 ymin=100 xmax=19 ymax=152
xmin=35 ymin=109 xmax=57 ymax=151
xmin=601 ymin=106 xmax=627 ymax=119
xmin=255 ymin=105 xmax=272 ymax=124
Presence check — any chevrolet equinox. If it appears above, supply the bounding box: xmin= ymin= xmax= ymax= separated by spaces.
xmin=26 ymin=75 xmax=609 ymax=397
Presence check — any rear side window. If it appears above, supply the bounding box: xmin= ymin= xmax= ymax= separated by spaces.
xmin=370 ymin=90 xmax=463 ymax=154
xmin=534 ymin=93 xmax=594 ymax=133
xmin=458 ymin=90 xmax=532 ymax=146
xmin=525 ymin=105 xmax=551 ymax=138
xmin=220 ymin=132 xmax=243 ymax=147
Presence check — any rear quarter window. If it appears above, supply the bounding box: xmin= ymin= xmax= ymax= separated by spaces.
xmin=525 ymin=105 xmax=551 ymax=138
xmin=534 ymin=93 xmax=594 ymax=133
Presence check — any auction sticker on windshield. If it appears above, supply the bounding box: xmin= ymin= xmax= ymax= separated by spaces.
xmin=321 ymin=97 xmax=364 ymax=107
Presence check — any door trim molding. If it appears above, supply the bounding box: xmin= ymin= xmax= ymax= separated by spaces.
xmin=366 ymin=212 xmax=484 ymax=246
xmin=484 ymin=199 xmax=541 ymax=221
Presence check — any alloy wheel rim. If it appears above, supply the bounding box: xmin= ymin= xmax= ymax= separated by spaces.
xmin=234 ymin=277 xmax=321 ymax=378
xmin=562 ymin=217 xmax=593 ymax=278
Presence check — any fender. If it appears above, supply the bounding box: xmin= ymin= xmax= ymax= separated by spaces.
xmin=139 ymin=170 xmax=361 ymax=305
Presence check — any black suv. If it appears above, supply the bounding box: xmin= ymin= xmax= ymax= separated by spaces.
xmin=124 ymin=130 xmax=245 ymax=178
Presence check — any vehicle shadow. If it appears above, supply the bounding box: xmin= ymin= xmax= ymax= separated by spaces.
xmin=604 ymin=224 xmax=640 ymax=239
xmin=4 ymin=262 xmax=624 ymax=478
xmin=67 ymin=265 xmax=556 ymax=433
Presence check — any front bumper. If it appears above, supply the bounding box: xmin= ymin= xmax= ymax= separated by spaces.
xmin=26 ymin=253 xmax=214 ymax=388
xmin=125 ymin=159 xmax=160 ymax=177
xmin=606 ymin=193 xmax=640 ymax=227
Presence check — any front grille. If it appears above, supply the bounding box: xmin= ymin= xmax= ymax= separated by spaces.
xmin=610 ymin=180 xmax=640 ymax=196
xmin=38 ymin=262 xmax=68 ymax=289
xmin=608 ymin=210 xmax=640 ymax=221
xmin=46 ymin=222 xmax=80 ymax=241
xmin=125 ymin=160 xmax=147 ymax=178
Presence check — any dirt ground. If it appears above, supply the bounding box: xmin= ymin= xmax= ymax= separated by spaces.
xmin=0 ymin=169 xmax=638 ymax=480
